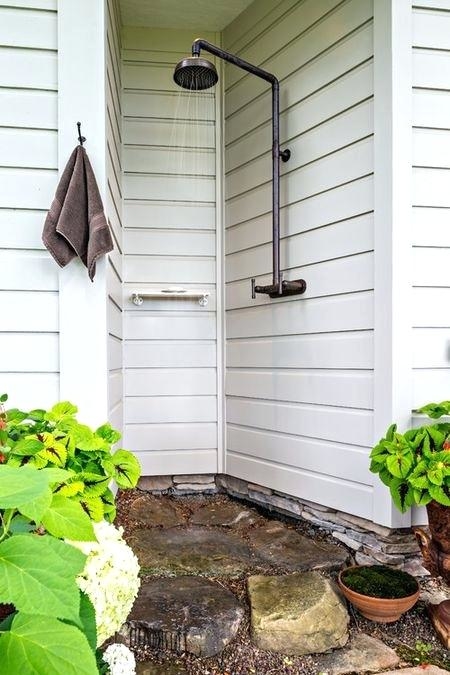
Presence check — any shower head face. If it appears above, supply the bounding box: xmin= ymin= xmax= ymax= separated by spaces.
xmin=173 ymin=56 xmax=218 ymax=91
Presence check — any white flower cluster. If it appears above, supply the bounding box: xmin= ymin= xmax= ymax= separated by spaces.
xmin=102 ymin=643 xmax=136 ymax=675
xmin=68 ymin=520 xmax=140 ymax=646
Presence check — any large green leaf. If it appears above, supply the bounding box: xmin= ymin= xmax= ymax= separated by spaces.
xmin=0 ymin=465 xmax=49 ymax=508
xmin=409 ymin=462 xmax=429 ymax=490
xmin=428 ymin=484 xmax=450 ymax=506
xmin=385 ymin=423 xmax=397 ymax=441
xmin=70 ymin=424 xmax=103 ymax=452
xmin=10 ymin=438 xmax=44 ymax=457
xmin=78 ymin=496 xmax=104 ymax=522
xmin=426 ymin=426 xmax=446 ymax=449
xmin=40 ymin=467 xmax=73 ymax=484
xmin=386 ymin=451 xmax=414 ymax=479
xmin=78 ymin=472 xmax=110 ymax=498
xmin=78 ymin=592 xmax=97 ymax=652
xmin=110 ymin=449 xmax=140 ymax=487
xmin=0 ymin=535 xmax=85 ymax=623
xmin=95 ymin=423 xmax=121 ymax=444
xmin=0 ymin=613 xmax=98 ymax=675
xmin=18 ymin=486 xmax=52 ymax=524
xmin=389 ymin=478 xmax=415 ymax=512
xmin=46 ymin=401 xmax=78 ymax=422
xmin=5 ymin=408 xmax=27 ymax=423
xmin=41 ymin=495 xmax=95 ymax=541
xmin=416 ymin=401 xmax=450 ymax=419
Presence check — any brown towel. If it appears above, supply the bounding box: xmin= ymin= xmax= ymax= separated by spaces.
xmin=42 ymin=145 xmax=113 ymax=280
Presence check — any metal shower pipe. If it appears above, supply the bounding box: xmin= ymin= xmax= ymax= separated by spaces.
xmin=189 ymin=39 xmax=306 ymax=299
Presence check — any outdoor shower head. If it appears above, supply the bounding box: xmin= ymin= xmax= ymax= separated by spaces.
xmin=173 ymin=55 xmax=218 ymax=91
xmin=172 ymin=38 xmax=306 ymax=299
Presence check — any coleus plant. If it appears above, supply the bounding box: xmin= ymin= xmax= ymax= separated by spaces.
xmin=0 ymin=395 xmax=140 ymax=522
xmin=370 ymin=400 xmax=450 ymax=512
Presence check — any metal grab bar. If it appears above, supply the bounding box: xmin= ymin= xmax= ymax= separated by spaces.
xmin=131 ymin=289 xmax=210 ymax=307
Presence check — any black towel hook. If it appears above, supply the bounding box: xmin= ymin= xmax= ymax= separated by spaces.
xmin=77 ymin=122 xmax=86 ymax=146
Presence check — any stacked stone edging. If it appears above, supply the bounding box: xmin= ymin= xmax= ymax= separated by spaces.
xmin=137 ymin=473 xmax=427 ymax=576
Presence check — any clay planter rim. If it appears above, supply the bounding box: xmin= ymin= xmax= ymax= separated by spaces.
xmin=338 ymin=565 xmax=420 ymax=623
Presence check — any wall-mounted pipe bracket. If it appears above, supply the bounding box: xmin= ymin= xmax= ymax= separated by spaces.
xmin=251 ymin=277 xmax=307 ymax=299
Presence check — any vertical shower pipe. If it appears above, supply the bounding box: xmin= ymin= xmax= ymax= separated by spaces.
xmin=190 ymin=39 xmax=306 ymax=298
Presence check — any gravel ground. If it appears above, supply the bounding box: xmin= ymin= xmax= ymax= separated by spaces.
xmin=116 ymin=490 xmax=450 ymax=675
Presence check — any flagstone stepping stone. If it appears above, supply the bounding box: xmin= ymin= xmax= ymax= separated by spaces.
xmin=316 ymin=633 xmax=400 ymax=674
xmin=249 ymin=521 xmax=349 ymax=571
xmin=128 ymin=495 xmax=185 ymax=528
xmin=129 ymin=526 xmax=255 ymax=575
xmin=189 ymin=500 xmax=261 ymax=527
xmin=248 ymin=571 xmax=349 ymax=655
xmin=122 ymin=577 xmax=244 ymax=657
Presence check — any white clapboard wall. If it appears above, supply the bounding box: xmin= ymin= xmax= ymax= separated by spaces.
xmin=411 ymin=2 xmax=450 ymax=405
xmin=0 ymin=1 xmax=59 ymax=409
xmin=106 ymin=0 xmax=124 ymax=435
xmin=122 ymin=27 xmax=219 ymax=474
xmin=223 ymin=0 xmax=375 ymax=519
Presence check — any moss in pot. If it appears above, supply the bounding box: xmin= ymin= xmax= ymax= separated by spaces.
xmin=338 ymin=565 xmax=420 ymax=623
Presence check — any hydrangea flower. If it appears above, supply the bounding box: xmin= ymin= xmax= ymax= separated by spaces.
xmin=102 ymin=643 xmax=136 ymax=675
xmin=68 ymin=520 xmax=140 ymax=645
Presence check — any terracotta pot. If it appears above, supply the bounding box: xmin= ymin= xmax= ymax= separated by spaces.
xmin=414 ymin=501 xmax=450 ymax=582
xmin=338 ymin=566 xmax=420 ymax=623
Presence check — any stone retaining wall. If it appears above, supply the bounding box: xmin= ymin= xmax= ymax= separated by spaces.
xmin=137 ymin=473 xmax=428 ymax=576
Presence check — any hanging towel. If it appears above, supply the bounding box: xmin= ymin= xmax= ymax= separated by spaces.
xmin=42 ymin=145 xmax=113 ymax=281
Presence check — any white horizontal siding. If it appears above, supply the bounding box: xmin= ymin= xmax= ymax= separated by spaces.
xmin=126 ymin=423 xmax=217 ymax=452
xmin=227 ymin=399 xmax=373 ymax=447
xmin=0 ymin=1 xmax=58 ymax=411
xmin=0 ymin=46 xmax=57 ymax=90
xmin=412 ymin=4 xmax=450 ymax=409
xmin=126 ymin=368 xmax=217 ymax=397
xmin=227 ymin=425 xmax=371 ymax=481
xmin=0 ymin=291 xmax=58 ymax=331
xmin=0 ymin=129 xmax=57 ymax=169
xmin=122 ymin=27 xmax=218 ymax=474
xmin=135 ymin=449 xmax=217 ymax=476
xmin=125 ymin=341 xmax=216 ymax=368
xmin=0 ymin=89 xmax=57 ymax=129
xmin=223 ymin=0 xmax=375 ymax=518
xmin=227 ymin=332 xmax=373 ymax=370
xmin=126 ymin=396 xmax=217 ymax=424
xmin=227 ymin=253 xmax=373 ymax=310
xmin=0 ymin=6 xmax=57 ymax=48
xmin=1 ymin=373 xmax=58 ymax=410
xmin=106 ymin=0 xmax=123 ymax=436
xmin=227 ymin=292 xmax=373 ymax=339
xmin=125 ymin=311 xmax=216 ymax=341
xmin=226 ymin=370 xmax=373 ymax=409
xmin=226 ymin=215 xmax=373 ymax=282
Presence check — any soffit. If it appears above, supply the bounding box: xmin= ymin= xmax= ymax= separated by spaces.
xmin=119 ymin=0 xmax=255 ymax=31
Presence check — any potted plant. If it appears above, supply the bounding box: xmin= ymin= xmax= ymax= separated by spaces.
xmin=369 ymin=400 xmax=450 ymax=643
xmin=338 ymin=564 xmax=419 ymax=622
xmin=369 ymin=400 xmax=450 ymax=578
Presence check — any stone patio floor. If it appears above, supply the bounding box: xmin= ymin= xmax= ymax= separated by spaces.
xmin=116 ymin=490 xmax=450 ymax=675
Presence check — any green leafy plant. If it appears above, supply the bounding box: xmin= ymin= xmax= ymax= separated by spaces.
xmin=0 ymin=463 xmax=99 ymax=674
xmin=370 ymin=400 xmax=450 ymax=512
xmin=0 ymin=396 xmax=140 ymax=522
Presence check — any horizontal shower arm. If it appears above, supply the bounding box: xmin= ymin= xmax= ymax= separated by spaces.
xmin=192 ymin=38 xmax=277 ymax=85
